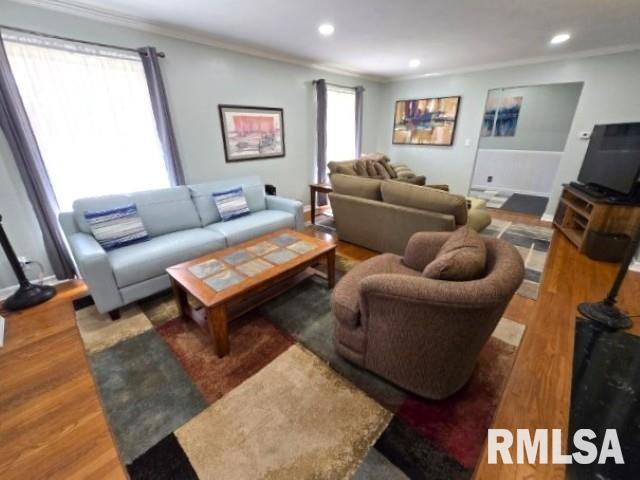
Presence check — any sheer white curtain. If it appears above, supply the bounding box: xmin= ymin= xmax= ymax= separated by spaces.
xmin=326 ymin=85 xmax=356 ymax=162
xmin=2 ymin=32 xmax=170 ymax=210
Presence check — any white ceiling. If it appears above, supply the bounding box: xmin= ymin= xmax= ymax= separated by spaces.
xmin=22 ymin=0 xmax=640 ymax=80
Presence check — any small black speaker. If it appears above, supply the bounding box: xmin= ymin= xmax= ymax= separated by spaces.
xmin=265 ymin=184 xmax=276 ymax=196
xmin=585 ymin=231 xmax=631 ymax=262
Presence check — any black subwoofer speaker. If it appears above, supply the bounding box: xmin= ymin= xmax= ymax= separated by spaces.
xmin=584 ymin=231 xmax=630 ymax=262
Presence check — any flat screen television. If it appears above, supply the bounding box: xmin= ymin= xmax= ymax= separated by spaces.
xmin=578 ymin=122 xmax=640 ymax=196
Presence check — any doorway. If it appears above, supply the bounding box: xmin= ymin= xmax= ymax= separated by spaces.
xmin=469 ymin=82 xmax=583 ymax=216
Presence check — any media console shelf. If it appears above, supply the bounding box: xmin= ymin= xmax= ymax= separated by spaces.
xmin=553 ymin=184 xmax=640 ymax=253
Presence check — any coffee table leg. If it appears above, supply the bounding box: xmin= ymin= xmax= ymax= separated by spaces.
xmin=171 ymin=278 xmax=189 ymax=321
xmin=326 ymin=249 xmax=336 ymax=289
xmin=206 ymin=304 xmax=230 ymax=357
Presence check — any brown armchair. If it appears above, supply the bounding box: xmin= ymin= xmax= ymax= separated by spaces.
xmin=331 ymin=232 xmax=524 ymax=399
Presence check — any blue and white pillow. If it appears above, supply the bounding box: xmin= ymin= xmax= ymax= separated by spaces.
xmin=84 ymin=204 xmax=149 ymax=250
xmin=212 ymin=187 xmax=250 ymax=221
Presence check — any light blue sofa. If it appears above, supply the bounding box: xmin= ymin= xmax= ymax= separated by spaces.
xmin=59 ymin=176 xmax=304 ymax=316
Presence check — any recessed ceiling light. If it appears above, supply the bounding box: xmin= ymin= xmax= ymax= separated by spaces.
xmin=550 ymin=33 xmax=571 ymax=45
xmin=408 ymin=59 xmax=421 ymax=68
xmin=423 ymin=72 xmax=440 ymax=77
xmin=318 ymin=23 xmax=335 ymax=36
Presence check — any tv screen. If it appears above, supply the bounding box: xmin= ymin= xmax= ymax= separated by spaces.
xmin=578 ymin=123 xmax=640 ymax=195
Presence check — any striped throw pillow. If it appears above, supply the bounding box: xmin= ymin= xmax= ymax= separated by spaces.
xmin=84 ymin=204 xmax=149 ymax=251
xmin=212 ymin=187 xmax=250 ymax=221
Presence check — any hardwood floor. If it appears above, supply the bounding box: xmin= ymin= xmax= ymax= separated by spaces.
xmin=0 ymin=281 xmax=126 ymax=479
xmin=308 ymin=207 xmax=640 ymax=478
xmin=1 ymin=209 xmax=637 ymax=478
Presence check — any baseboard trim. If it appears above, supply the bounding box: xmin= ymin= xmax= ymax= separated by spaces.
xmin=0 ymin=275 xmax=59 ymax=301
xmin=540 ymin=213 xmax=554 ymax=223
xmin=631 ymin=260 xmax=640 ymax=273
xmin=471 ymin=185 xmax=551 ymax=198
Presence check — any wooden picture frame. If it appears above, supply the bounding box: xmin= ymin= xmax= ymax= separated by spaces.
xmin=392 ymin=96 xmax=461 ymax=146
xmin=218 ymin=105 xmax=285 ymax=162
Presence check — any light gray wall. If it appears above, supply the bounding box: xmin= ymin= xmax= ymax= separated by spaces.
xmin=377 ymin=51 xmax=640 ymax=218
xmin=0 ymin=0 xmax=383 ymax=288
xmin=478 ymin=82 xmax=583 ymax=151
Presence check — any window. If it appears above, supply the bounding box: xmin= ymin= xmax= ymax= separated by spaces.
xmin=326 ymin=85 xmax=356 ymax=162
xmin=2 ymin=32 xmax=170 ymax=210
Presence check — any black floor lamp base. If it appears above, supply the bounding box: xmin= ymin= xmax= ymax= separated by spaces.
xmin=3 ymin=282 xmax=57 ymax=311
xmin=578 ymin=301 xmax=632 ymax=330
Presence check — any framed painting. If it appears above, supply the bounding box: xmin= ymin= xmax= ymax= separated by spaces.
xmin=481 ymin=94 xmax=523 ymax=137
xmin=392 ymin=96 xmax=461 ymax=146
xmin=218 ymin=105 xmax=285 ymax=162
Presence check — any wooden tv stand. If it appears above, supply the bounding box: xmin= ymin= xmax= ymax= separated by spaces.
xmin=553 ymin=184 xmax=640 ymax=253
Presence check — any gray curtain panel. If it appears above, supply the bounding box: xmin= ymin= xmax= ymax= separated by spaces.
xmin=314 ymin=79 xmax=328 ymax=206
xmin=355 ymin=86 xmax=365 ymax=158
xmin=0 ymin=40 xmax=76 ymax=280
xmin=139 ymin=46 xmax=185 ymax=186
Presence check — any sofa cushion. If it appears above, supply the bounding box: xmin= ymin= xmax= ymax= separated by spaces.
xmin=73 ymin=186 xmax=201 ymax=237
xmin=129 ymin=187 xmax=201 ymax=237
xmin=84 ymin=204 xmax=149 ymax=251
xmin=330 ymin=174 xmax=382 ymax=200
xmin=331 ymin=253 xmax=420 ymax=328
xmin=334 ymin=163 xmax=357 ymax=175
xmin=206 ymin=210 xmax=295 ymax=246
xmin=422 ymin=226 xmax=487 ymax=281
xmin=373 ymin=162 xmax=391 ymax=179
xmin=190 ymin=176 xmax=266 ymax=226
xmin=212 ymin=187 xmax=251 ymax=221
xmin=381 ymin=181 xmax=468 ymax=225
xmin=108 ymin=228 xmax=226 ymax=288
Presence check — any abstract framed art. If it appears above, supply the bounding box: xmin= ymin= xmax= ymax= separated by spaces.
xmin=218 ymin=105 xmax=285 ymax=162
xmin=481 ymin=95 xmax=523 ymax=137
xmin=392 ymin=96 xmax=461 ymax=146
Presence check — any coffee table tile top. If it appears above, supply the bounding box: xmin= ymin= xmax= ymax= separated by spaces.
xmin=247 ymin=241 xmax=279 ymax=256
xmin=264 ymin=249 xmax=298 ymax=265
xmin=271 ymin=233 xmax=298 ymax=247
xmin=204 ymin=270 xmax=245 ymax=292
xmin=288 ymin=240 xmax=316 ymax=254
xmin=221 ymin=249 xmax=254 ymax=265
xmin=188 ymin=259 xmax=225 ymax=279
xmin=236 ymin=258 xmax=273 ymax=277
xmin=185 ymin=234 xmax=326 ymax=294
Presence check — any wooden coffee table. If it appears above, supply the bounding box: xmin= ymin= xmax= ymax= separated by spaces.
xmin=167 ymin=229 xmax=335 ymax=357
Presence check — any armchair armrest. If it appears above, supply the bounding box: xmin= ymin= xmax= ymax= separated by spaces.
xmin=266 ymin=195 xmax=304 ymax=231
xmin=359 ymin=273 xmax=509 ymax=313
xmin=402 ymin=232 xmax=451 ymax=271
xmin=67 ymin=233 xmax=122 ymax=313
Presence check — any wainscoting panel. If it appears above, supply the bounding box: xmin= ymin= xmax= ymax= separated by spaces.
xmin=471 ymin=149 xmax=562 ymax=196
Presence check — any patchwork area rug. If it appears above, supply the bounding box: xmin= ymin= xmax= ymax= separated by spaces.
xmin=482 ymin=219 xmax=553 ymax=300
xmin=76 ymin=267 xmax=525 ymax=479
xmin=470 ymin=189 xmax=513 ymax=209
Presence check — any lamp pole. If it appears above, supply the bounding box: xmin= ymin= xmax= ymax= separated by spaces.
xmin=0 ymin=214 xmax=56 ymax=310
xmin=578 ymin=226 xmax=640 ymax=329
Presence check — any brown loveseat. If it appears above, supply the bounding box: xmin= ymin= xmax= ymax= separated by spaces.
xmin=327 ymin=156 xmax=427 ymax=186
xmin=328 ymin=174 xmax=492 ymax=254
xmin=331 ymin=231 xmax=524 ymax=399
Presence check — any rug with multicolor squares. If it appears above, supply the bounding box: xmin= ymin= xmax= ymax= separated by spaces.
xmin=76 ymin=264 xmax=525 ymax=479
xmin=481 ymin=219 xmax=553 ymax=300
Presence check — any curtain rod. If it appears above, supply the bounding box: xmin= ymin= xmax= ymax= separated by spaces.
xmin=0 ymin=25 xmax=166 ymax=58
xmin=312 ymin=79 xmax=364 ymax=91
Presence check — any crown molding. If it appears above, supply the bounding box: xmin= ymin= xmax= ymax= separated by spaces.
xmin=390 ymin=43 xmax=640 ymax=82
xmin=9 ymin=0 xmax=386 ymax=82
xmin=10 ymin=0 xmax=640 ymax=85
